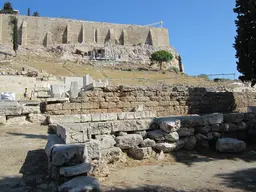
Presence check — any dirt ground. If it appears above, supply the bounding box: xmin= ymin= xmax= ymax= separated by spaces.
xmin=0 ymin=124 xmax=255 ymax=192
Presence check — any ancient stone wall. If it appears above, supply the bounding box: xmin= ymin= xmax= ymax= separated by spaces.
xmin=44 ymin=85 xmax=255 ymax=116
xmin=0 ymin=14 xmax=170 ymax=47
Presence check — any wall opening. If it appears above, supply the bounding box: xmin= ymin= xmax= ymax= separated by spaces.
xmin=62 ymin=26 xmax=68 ymax=44
xmin=104 ymin=30 xmax=110 ymax=44
xmin=94 ymin=29 xmax=98 ymax=43
xmin=78 ymin=25 xmax=83 ymax=43
xmin=119 ymin=31 xmax=124 ymax=45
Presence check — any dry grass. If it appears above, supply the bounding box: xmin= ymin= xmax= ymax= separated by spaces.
xmin=9 ymin=55 xmax=228 ymax=87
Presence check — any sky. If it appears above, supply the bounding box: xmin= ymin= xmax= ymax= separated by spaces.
xmin=1 ymin=0 xmax=238 ymax=78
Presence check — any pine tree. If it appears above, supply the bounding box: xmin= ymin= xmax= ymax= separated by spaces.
xmin=234 ymin=0 xmax=256 ymax=86
xmin=10 ymin=16 xmax=19 ymax=56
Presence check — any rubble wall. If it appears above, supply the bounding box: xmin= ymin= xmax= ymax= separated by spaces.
xmin=44 ymin=85 xmax=255 ymax=116
xmin=0 ymin=14 xmax=170 ymax=47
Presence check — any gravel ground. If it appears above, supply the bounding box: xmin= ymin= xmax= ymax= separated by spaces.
xmin=0 ymin=124 xmax=255 ymax=192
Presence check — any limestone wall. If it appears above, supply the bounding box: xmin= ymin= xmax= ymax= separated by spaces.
xmin=44 ymin=85 xmax=255 ymax=116
xmin=0 ymin=14 xmax=170 ymax=47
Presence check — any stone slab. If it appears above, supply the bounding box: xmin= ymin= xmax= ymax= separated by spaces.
xmin=60 ymin=163 xmax=92 ymax=177
xmin=0 ymin=101 xmax=22 ymax=116
xmin=0 ymin=115 xmax=6 ymax=124
xmin=101 ymin=147 xmax=122 ymax=164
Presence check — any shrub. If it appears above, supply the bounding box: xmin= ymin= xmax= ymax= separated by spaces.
xmin=150 ymin=50 xmax=173 ymax=71
xmin=9 ymin=16 xmax=19 ymax=56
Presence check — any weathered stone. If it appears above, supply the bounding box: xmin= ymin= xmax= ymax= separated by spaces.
xmin=159 ymin=119 xmax=181 ymax=133
xmin=224 ymin=113 xmax=244 ymax=123
xmin=48 ymin=115 xmax=81 ymax=124
xmin=91 ymin=113 xmax=101 ymax=122
xmin=70 ymin=81 xmax=79 ymax=99
xmin=81 ymin=114 xmax=92 ymax=122
xmin=207 ymin=132 xmax=221 ymax=140
xmin=45 ymin=134 xmax=65 ymax=157
xmin=184 ymin=136 xmax=197 ymax=150
xmin=140 ymin=138 xmax=156 ymax=147
xmin=112 ymin=119 xmax=153 ymax=132
xmin=56 ymin=123 xmax=90 ymax=144
xmin=117 ymin=112 xmax=135 ymax=120
xmin=101 ymin=147 xmax=122 ymax=163
xmin=220 ymin=123 xmax=238 ymax=132
xmin=216 ymin=138 xmax=246 ymax=153
xmin=132 ymin=104 xmax=144 ymax=112
xmin=129 ymin=147 xmax=155 ymax=160
xmin=89 ymin=122 xmax=113 ymax=135
xmin=196 ymin=125 xmax=211 ymax=134
xmin=60 ymin=163 xmax=92 ymax=177
xmin=177 ymin=128 xmax=195 ymax=137
xmin=86 ymin=140 xmax=101 ymax=160
xmin=153 ymin=142 xmax=177 ymax=152
xmin=46 ymin=103 xmax=63 ymax=111
xmin=0 ymin=102 xmax=22 ymax=116
xmin=21 ymin=105 xmax=40 ymax=114
xmin=0 ymin=116 xmax=6 ymax=124
xmin=28 ymin=114 xmax=47 ymax=124
xmin=115 ymin=134 xmax=143 ymax=149
xmin=236 ymin=122 xmax=248 ymax=130
xmin=243 ymin=112 xmax=256 ymax=121
xmin=204 ymin=113 xmax=224 ymax=124
xmin=6 ymin=115 xmax=29 ymax=125
xmin=134 ymin=130 xmax=147 ymax=138
xmin=91 ymin=160 xmax=110 ymax=177
xmin=147 ymin=130 xmax=166 ymax=141
xmin=211 ymin=124 xmax=221 ymax=132
xmin=51 ymin=144 xmax=88 ymax=166
xmin=165 ymin=132 xmax=179 ymax=142
xmin=58 ymin=176 xmax=100 ymax=192
xmin=95 ymin=135 xmax=116 ymax=149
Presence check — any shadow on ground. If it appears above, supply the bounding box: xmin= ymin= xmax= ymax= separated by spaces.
xmin=0 ymin=149 xmax=57 ymax=192
xmin=169 ymin=145 xmax=256 ymax=167
xmin=216 ymin=168 xmax=256 ymax=192
xmin=103 ymin=185 xmax=223 ymax=192
xmin=7 ymin=132 xmax=47 ymax=140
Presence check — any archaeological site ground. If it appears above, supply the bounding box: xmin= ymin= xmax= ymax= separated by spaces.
xmin=0 ymin=3 xmax=256 ymax=192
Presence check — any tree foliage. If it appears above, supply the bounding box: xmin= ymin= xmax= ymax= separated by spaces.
xmin=10 ymin=16 xmax=19 ymax=56
xmin=150 ymin=50 xmax=173 ymax=71
xmin=33 ymin=11 xmax=39 ymax=17
xmin=1 ymin=2 xmax=16 ymax=14
xmin=234 ymin=0 xmax=256 ymax=86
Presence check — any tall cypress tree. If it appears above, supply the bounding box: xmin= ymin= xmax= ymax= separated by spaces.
xmin=234 ymin=0 xmax=256 ymax=86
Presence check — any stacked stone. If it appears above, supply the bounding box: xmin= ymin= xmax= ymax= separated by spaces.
xmin=44 ymin=85 xmax=256 ymax=117
xmin=0 ymin=101 xmax=46 ymax=125
xmin=45 ymin=134 xmax=100 ymax=191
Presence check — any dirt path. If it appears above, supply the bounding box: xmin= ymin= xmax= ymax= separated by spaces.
xmin=0 ymin=124 xmax=255 ymax=192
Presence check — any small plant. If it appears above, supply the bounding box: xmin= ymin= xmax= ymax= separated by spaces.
xmin=9 ymin=16 xmax=19 ymax=56
xmin=198 ymin=74 xmax=209 ymax=80
xmin=150 ymin=50 xmax=173 ymax=71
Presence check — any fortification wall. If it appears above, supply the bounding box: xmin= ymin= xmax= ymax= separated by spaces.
xmin=44 ymin=85 xmax=254 ymax=116
xmin=0 ymin=14 xmax=170 ymax=47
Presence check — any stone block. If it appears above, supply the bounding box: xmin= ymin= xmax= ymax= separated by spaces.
xmin=0 ymin=102 xmax=22 ymax=116
xmin=58 ymin=176 xmax=100 ymax=192
xmin=165 ymin=132 xmax=179 ymax=142
xmin=101 ymin=147 xmax=122 ymax=163
xmin=183 ymin=136 xmax=197 ymax=151
xmin=112 ymin=119 xmax=153 ymax=132
xmin=132 ymin=104 xmax=144 ymax=112
xmin=70 ymin=81 xmax=79 ymax=99
xmin=46 ymin=103 xmax=63 ymax=111
xmin=129 ymin=147 xmax=155 ymax=160
xmin=177 ymin=128 xmax=195 ymax=137
xmin=216 ymin=138 xmax=246 ymax=153
xmin=204 ymin=113 xmax=224 ymax=124
xmin=117 ymin=112 xmax=135 ymax=120
xmin=220 ymin=123 xmax=238 ymax=132
xmin=159 ymin=119 xmax=181 ymax=133
xmin=60 ymin=163 xmax=92 ymax=177
xmin=195 ymin=125 xmax=211 ymax=134
xmin=224 ymin=113 xmax=244 ymax=123
xmin=211 ymin=124 xmax=221 ymax=132
xmin=48 ymin=115 xmax=81 ymax=124
xmin=140 ymin=138 xmax=156 ymax=147
xmin=81 ymin=102 xmax=99 ymax=109
xmin=28 ymin=114 xmax=47 ymax=124
xmin=91 ymin=114 xmax=101 ymax=122
xmin=153 ymin=142 xmax=177 ymax=152
xmin=86 ymin=140 xmax=101 ymax=160
xmin=100 ymin=113 xmax=117 ymax=121
xmin=50 ymin=84 xmax=65 ymax=98
xmin=88 ymin=122 xmax=113 ymax=135
xmin=6 ymin=115 xmax=29 ymax=125
xmin=51 ymin=144 xmax=88 ymax=166
xmin=62 ymin=103 xmax=81 ymax=110
xmin=147 ymin=130 xmax=166 ymax=141
xmin=45 ymin=134 xmax=65 ymax=157
xmin=95 ymin=135 xmax=116 ymax=149
xmin=21 ymin=105 xmax=40 ymax=114
xmin=115 ymin=134 xmax=143 ymax=149
xmin=81 ymin=114 xmax=92 ymax=122
xmin=236 ymin=122 xmax=248 ymax=130
xmin=83 ymin=74 xmax=94 ymax=88
xmin=0 ymin=116 xmax=6 ymax=124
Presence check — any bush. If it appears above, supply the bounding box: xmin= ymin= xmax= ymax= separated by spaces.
xmin=9 ymin=16 xmax=19 ymax=56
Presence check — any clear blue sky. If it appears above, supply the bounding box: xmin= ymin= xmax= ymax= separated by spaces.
xmin=1 ymin=0 xmax=238 ymax=78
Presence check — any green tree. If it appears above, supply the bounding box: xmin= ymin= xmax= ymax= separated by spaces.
xmin=3 ymin=2 xmax=13 ymax=10
xmin=150 ymin=50 xmax=173 ymax=71
xmin=10 ymin=16 xmax=19 ymax=56
xmin=234 ymin=0 xmax=256 ymax=86
xmin=32 ymin=11 xmax=39 ymax=17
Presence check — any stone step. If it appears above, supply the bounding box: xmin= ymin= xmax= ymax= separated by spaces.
xmin=60 ymin=163 xmax=92 ymax=177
